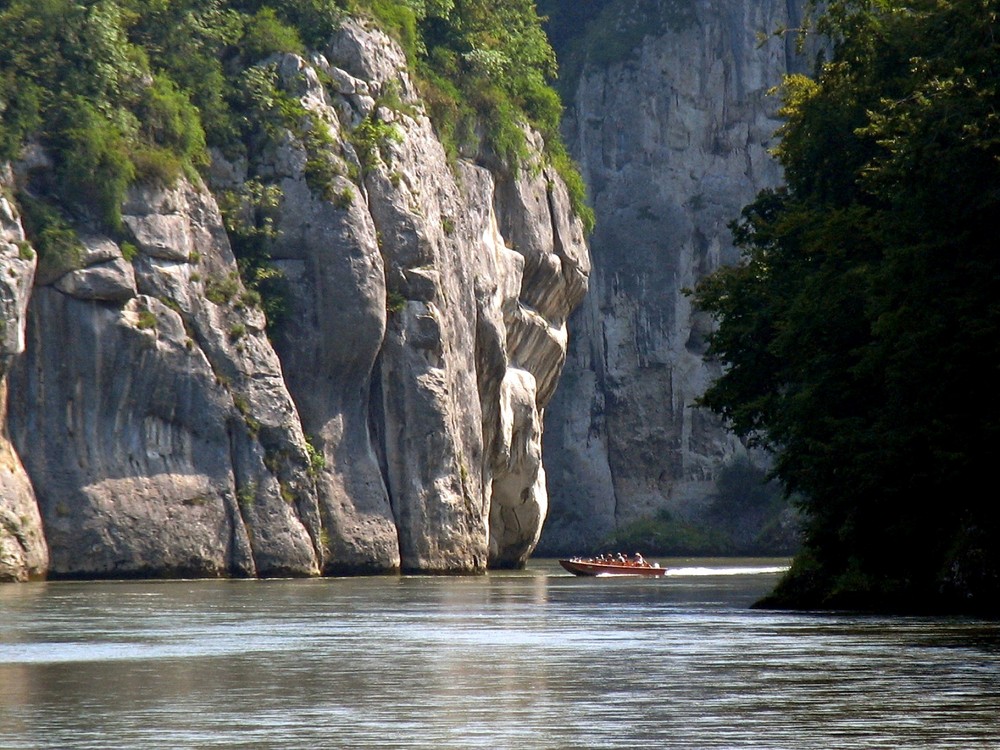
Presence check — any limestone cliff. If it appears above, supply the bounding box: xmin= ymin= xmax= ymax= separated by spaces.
xmin=540 ymin=0 xmax=805 ymax=552
xmin=0 ymin=19 xmax=588 ymax=580
xmin=0 ymin=169 xmax=46 ymax=581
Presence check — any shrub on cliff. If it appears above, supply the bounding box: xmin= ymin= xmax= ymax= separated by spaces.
xmin=0 ymin=0 xmax=592 ymax=235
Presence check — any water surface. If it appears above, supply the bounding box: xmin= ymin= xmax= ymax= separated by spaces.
xmin=1 ymin=558 xmax=998 ymax=749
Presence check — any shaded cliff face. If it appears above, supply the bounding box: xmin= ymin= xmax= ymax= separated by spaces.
xmin=0 ymin=19 xmax=587 ymax=580
xmin=540 ymin=0 xmax=803 ymax=552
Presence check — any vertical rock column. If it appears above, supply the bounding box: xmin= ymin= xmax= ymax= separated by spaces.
xmin=0 ymin=174 xmax=47 ymax=581
xmin=257 ymin=51 xmax=402 ymax=574
xmin=489 ymin=162 xmax=590 ymax=567
xmin=327 ymin=22 xmax=492 ymax=572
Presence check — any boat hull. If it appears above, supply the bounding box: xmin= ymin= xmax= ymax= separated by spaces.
xmin=559 ymin=559 xmax=666 ymax=577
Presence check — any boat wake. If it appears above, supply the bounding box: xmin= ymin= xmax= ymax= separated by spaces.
xmin=665 ymin=566 xmax=789 ymax=577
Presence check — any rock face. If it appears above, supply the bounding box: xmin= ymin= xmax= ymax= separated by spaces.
xmin=0 ymin=18 xmax=588 ymax=580
xmin=540 ymin=0 xmax=805 ymax=552
xmin=0 ymin=170 xmax=46 ymax=581
xmin=10 ymin=181 xmax=321 ymax=578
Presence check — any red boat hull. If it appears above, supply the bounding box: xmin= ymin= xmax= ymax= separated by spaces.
xmin=559 ymin=559 xmax=666 ymax=577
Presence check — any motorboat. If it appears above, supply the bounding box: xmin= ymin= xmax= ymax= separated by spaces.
xmin=559 ymin=558 xmax=666 ymax=577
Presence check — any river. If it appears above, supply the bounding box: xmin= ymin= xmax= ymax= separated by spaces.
xmin=1 ymin=558 xmax=998 ymax=749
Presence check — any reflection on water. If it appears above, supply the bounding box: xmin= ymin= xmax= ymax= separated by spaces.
xmin=1 ymin=559 xmax=999 ymax=749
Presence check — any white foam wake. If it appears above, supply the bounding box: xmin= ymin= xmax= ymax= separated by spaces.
xmin=665 ymin=566 xmax=789 ymax=577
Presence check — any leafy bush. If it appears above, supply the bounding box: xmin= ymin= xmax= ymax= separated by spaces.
xmin=47 ymin=95 xmax=135 ymax=230
xmin=350 ymin=115 xmax=403 ymax=171
xmin=16 ymin=194 xmax=84 ymax=281
xmin=134 ymin=74 xmax=208 ymax=179
xmin=136 ymin=309 xmax=158 ymax=329
xmin=304 ymin=436 xmax=325 ymax=476
xmin=305 ymin=156 xmax=341 ymax=201
xmin=366 ymin=0 xmax=419 ymax=62
xmin=547 ymin=139 xmax=595 ymax=234
xmin=205 ymin=272 xmax=242 ymax=305
xmin=217 ymin=180 xmax=289 ymax=331
xmin=0 ymin=0 xmax=593 ymax=245
xmin=694 ymin=0 xmax=1000 ymax=612
xmin=241 ymin=7 xmax=305 ymax=61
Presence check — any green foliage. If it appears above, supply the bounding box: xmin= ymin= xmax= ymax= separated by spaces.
xmin=0 ymin=75 xmax=40 ymax=161
xmin=16 ymin=194 xmax=84 ymax=281
xmin=366 ymin=0 xmax=419 ymax=61
xmin=693 ymin=0 xmax=1000 ymax=613
xmin=217 ymin=180 xmax=288 ymax=330
xmin=136 ymin=309 xmax=158 ymax=329
xmin=0 ymin=0 xmax=211 ymax=228
xmin=412 ymin=0 xmax=559 ymax=171
xmin=332 ymin=186 xmax=355 ymax=209
xmin=205 ymin=272 xmax=242 ymax=305
xmin=598 ymin=508 xmax=731 ymax=556
xmin=350 ymin=115 xmax=403 ymax=171
xmin=304 ymin=157 xmax=341 ymax=201
xmin=0 ymin=0 xmax=592 ymax=252
xmin=133 ymin=74 xmax=208 ymax=182
xmin=304 ymin=436 xmax=325 ymax=476
xmin=237 ymin=481 xmax=257 ymax=508
xmin=547 ymin=139 xmax=595 ymax=234
xmin=386 ymin=289 xmax=406 ymax=313
xmin=241 ymin=7 xmax=305 ymax=61
xmin=351 ymin=0 xmax=593 ymax=228
xmin=48 ymin=94 xmax=136 ymax=230
xmin=122 ymin=0 xmax=245 ymax=153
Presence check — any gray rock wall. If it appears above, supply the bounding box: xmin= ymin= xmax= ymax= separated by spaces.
xmin=540 ymin=0 xmax=805 ymax=553
xmin=0 ymin=17 xmax=588 ymax=580
xmin=0 ymin=172 xmax=46 ymax=581
xmin=9 ymin=179 xmax=321 ymax=578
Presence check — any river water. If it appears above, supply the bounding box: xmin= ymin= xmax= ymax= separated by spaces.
xmin=1 ymin=558 xmax=998 ymax=749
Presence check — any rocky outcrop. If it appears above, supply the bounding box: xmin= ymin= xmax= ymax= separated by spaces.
xmin=254 ymin=20 xmax=588 ymax=572
xmin=0 ymin=17 xmax=588 ymax=580
xmin=8 ymin=177 xmax=321 ymax=579
xmin=540 ymin=0 xmax=805 ymax=552
xmin=0 ymin=172 xmax=46 ymax=581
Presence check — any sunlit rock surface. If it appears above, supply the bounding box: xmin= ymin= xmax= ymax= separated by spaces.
xmin=0 ymin=17 xmax=588 ymax=580
xmin=0 ymin=171 xmax=46 ymax=582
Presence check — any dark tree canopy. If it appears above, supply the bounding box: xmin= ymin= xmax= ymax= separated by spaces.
xmin=693 ymin=0 xmax=1000 ymax=613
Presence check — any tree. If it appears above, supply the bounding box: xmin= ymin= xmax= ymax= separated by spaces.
xmin=693 ymin=0 xmax=1000 ymax=613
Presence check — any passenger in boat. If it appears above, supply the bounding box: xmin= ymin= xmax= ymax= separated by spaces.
xmin=633 ymin=553 xmax=646 ymax=566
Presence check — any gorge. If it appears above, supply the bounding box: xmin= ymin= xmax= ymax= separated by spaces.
xmin=1 ymin=0 xmax=808 ymax=581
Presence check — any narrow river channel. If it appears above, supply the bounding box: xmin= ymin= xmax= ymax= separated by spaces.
xmin=1 ymin=558 xmax=998 ymax=749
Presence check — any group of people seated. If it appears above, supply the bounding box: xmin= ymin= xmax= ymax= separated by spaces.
xmin=571 ymin=552 xmax=659 ymax=568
